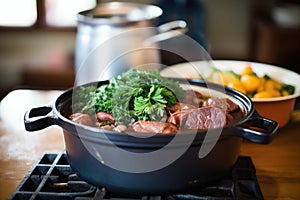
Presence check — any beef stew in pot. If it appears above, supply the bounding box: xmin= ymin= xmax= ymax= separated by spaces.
xmin=70 ymin=69 xmax=244 ymax=134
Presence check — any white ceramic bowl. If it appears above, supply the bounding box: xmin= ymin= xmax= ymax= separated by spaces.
xmin=161 ymin=60 xmax=300 ymax=128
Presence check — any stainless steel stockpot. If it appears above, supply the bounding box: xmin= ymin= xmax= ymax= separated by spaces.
xmin=75 ymin=2 xmax=187 ymax=85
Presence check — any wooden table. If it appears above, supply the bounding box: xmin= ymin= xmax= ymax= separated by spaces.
xmin=0 ymin=89 xmax=299 ymax=200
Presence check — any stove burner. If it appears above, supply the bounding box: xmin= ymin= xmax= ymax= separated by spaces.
xmin=9 ymin=152 xmax=264 ymax=200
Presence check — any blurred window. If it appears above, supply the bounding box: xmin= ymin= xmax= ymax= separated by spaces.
xmin=0 ymin=0 xmax=96 ymax=28
xmin=45 ymin=0 xmax=96 ymax=27
xmin=0 ymin=0 xmax=37 ymax=27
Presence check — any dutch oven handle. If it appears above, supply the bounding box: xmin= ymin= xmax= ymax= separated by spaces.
xmin=24 ymin=105 xmax=57 ymax=132
xmin=234 ymin=111 xmax=278 ymax=144
xmin=143 ymin=20 xmax=188 ymax=46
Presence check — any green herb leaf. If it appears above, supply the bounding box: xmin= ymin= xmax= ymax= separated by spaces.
xmin=283 ymin=84 xmax=295 ymax=95
xmin=111 ymin=69 xmax=184 ymax=123
xmin=72 ymin=86 xmax=97 ymax=113
xmin=263 ymin=74 xmax=271 ymax=80
xmin=74 ymin=69 xmax=185 ymax=124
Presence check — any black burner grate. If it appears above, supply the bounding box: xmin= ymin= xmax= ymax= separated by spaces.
xmin=9 ymin=152 xmax=263 ymax=200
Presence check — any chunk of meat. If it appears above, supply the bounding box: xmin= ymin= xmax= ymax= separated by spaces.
xmin=95 ymin=112 xmax=115 ymax=123
xmin=132 ymin=121 xmax=178 ymax=134
xmin=202 ymin=97 xmax=239 ymax=113
xmin=184 ymin=90 xmax=203 ymax=103
xmin=166 ymin=102 xmax=197 ymax=113
xmin=168 ymin=109 xmax=189 ymax=125
xmin=168 ymin=106 xmax=227 ymax=130
xmin=69 ymin=113 xmax=95 ymax=126
xmin=226 ymin=113 xmax=234 ymax=125
xmin=183 ymin=90 xmax=203 ymax=104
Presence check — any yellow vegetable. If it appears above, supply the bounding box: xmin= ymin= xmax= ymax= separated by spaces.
xmin=274 ymin=80 xmax=283 ymax=90
xmin=240 ymin=74 xmax=261 ymax=93
xmin=253 ymin=89 xmax=281 ymax=98
xmin=253 ymin=91 xmax=272 ymax=98
xmin=227 ymin=79 xmax=247 ymax=94
xmin=208 ymin=64 xmax=295 ymax=99
xmin=219 ymin=71 xmax=239 ymax=85
xmin=264 ymin=79 xmax=276 ymax=91
xmin=282 ymin=90 xmax=290 ymax=96
xmin=257 ymin=77 xmax=266 ymax=92
xmin=240 ymin=64 xmax=253 ymax=76
xmin=271 ymin=89 xmax=281 ymax=97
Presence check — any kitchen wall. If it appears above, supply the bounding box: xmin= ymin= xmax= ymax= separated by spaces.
xmin=0 ymin=30 xmax=76 ymax=88
xmin=202 ymin=0 xmax=251 ymax=58
xmin=0 ymin=0 xmax=251 ymax=98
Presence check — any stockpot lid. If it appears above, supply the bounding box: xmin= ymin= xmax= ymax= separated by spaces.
xmin=77 ymin=2 xmax=163 ymax=25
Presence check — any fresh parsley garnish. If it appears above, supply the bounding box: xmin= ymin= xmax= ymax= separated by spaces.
xmin=75 ymin=69 xmax=185 ymax=124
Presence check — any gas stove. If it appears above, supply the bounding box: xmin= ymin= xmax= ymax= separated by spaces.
xmin=9 ymin=151 xmax=263 ymax=200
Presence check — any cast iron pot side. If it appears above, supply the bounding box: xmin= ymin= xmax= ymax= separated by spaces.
xmin=24 ymin=80 xmax=278 ymax=196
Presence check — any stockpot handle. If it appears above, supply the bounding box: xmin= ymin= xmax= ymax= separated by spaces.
xmin=234 ymin=111 xmax=278 ymax=144
xmin=24 ymin=106 xmax=57 ymax=132
xmin=143 ymin=20 xmax=188 ymax=46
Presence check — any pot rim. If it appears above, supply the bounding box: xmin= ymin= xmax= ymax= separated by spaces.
xmin=54 ymin=79 xmax=254 ymax=142
xmin=77 ymin=2 xmax=163 ymax=25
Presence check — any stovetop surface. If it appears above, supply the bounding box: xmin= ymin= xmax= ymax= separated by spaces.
xmin=9 ymin=151 xmax=263 ymax=200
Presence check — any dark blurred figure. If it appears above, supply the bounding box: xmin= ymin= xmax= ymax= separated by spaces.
xmin=156 ymin=0 xmax=206 ymax=48
xmin=250 ymin=0 xmax=300 ymax=74
xmin=155 ymin=0 xmax=209 ymax=65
